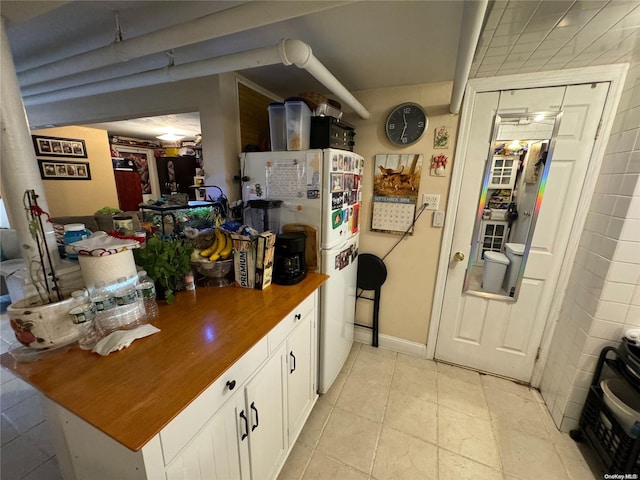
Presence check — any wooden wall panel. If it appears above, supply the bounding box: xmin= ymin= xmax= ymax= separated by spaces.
xmin=238 ymin=83 xmax=272 ymax=151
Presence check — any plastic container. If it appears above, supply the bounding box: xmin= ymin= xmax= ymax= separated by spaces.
xmin=246 ymin=199 xmax=282 ymax=233
xmin=113 ymin=215 xmax=134 ymax=236
xmin=63 ymin=223 xmax=91 ymax=259
xmin=285 ymin=99 xmax=311 ymax=151
xmin=268 ymin=102 xmax=287 ymax=151
xmin=136 ymin=271 xmax=158 ymax=320
xmin=601 ymin=378 xmax=640 ymax=438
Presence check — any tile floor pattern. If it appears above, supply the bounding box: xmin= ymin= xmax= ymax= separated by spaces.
xmin=1 ymin=329 xmax=604 ymax=480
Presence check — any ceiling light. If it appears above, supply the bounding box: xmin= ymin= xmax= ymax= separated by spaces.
xmin=508 ymin=140 xmax=521 ymax=151
xmin=156 ymin=133 xmax=184 ymax=141
xmin=534 ymin=114 xmax=545 ymax=122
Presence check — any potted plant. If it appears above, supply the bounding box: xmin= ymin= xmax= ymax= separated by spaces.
xmin=133 ymin=234 xmax=194 ymax=303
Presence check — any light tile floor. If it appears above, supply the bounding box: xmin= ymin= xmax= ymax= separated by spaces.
xmin=1 ymin=326 xmax=604 ymax=480
xmin=278 ymin=343 xmax=604 ymax=480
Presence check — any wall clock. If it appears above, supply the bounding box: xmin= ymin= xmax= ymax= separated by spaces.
xmin=385 ymin=102 xmax=428 ymax=146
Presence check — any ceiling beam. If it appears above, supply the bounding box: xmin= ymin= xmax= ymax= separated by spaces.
xmin=17 ymin=1 xmax=352 ymax=87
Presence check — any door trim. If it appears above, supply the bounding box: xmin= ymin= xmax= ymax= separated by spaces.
xmin=426 ymin=64 xmax=629 ymax=387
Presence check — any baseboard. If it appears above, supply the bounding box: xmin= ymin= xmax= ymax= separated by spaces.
xmin=354 ymin=326 xmax=428 ymax=359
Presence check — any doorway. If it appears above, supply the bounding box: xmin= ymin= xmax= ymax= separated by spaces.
xmin=427 ymin=66 xmax=628 ymax=384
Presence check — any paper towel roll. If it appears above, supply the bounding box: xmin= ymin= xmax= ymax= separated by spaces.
xmin=78 ymin=249 xmax=137 ymax=289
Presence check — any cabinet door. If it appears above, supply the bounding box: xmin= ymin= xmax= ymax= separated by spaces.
xmin=477 ymin=220 xmax=509 ymax=262
xmin=488 ymin=155 xmax=517 ymax=189
xmin=165 ymin=393 xmax=247 ymax=480
xmin=286 ymin=314 xmax=314 ymax=442
xmin=245 ymin=345 xmax=287 ymax=480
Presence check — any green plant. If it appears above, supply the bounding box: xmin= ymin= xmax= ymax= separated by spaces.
xmin=133 ymin=235 xmax=194 ymax=304
xmin=95 ymin=206 xmax=122 ymax=215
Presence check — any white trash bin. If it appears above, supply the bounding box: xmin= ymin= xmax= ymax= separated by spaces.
xmin=503 ymin=243 xmax=525 ymax=297
xmin=482 ymin=251 xmax=510 ymax=294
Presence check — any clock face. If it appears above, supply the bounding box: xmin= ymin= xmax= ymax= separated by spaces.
xmin=385 ymin=103 xmax=428 ymax=146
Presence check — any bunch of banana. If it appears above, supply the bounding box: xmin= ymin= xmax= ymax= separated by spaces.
xmin=200 ymin=228 xmax=233 ymax=262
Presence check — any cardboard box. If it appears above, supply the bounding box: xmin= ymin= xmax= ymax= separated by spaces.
xmin=255 ymin=232 xmax=276 ymax=290
xmin=231 ymin=234 xmax=255 ymax=288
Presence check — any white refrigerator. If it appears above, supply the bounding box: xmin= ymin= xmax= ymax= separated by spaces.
xmin=240 ymin=149 xmax=363 ymax=393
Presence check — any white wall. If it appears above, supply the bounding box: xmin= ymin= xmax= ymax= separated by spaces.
xmin=540 ymin=61 xmax=640 ymax=432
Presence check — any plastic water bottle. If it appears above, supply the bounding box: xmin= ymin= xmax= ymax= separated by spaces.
xmin=136 ymin=271 xmax=158 ymax=320
xmin=115 ymin=276 xmax=144 ymax=329
xmin=91 ymin=281 xmax=115 ymax=312
xmin=115 ymin=277 xmax=137 ymax=306
xmin=91 ymin=281 xmax=119 ymax=336
xmin=68 ymin=289 xmax=100 ymax=350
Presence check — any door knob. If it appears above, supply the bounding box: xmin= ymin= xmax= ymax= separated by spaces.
xmin=453 ymin=252 xmax=465 ymax=261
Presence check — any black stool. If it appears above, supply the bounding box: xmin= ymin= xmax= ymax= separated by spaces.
xmin=355 ymin=254 xmax=387 ymax=347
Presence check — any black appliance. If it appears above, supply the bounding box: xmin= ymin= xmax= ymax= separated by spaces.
xmin=273 ymin=232 xmax=306 ymax=285
xmin=310 ymin=116 xmax=356 ymax=151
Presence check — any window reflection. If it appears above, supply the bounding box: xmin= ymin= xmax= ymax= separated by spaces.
xmin=463 ymin=112 xmax=562 ymax=300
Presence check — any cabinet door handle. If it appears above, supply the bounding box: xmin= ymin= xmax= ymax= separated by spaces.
xmin=226 ymin=380 xmax=236 ymax=391
xmin=290 ymin=351 xmax=296 ymax=374
xmin=239 ymin=410 xmax=248 ymax=440
xmin=250 ymin=401 xmax=259 ymax=431
xmin=294 ymin=313 xmax=301 ymax=320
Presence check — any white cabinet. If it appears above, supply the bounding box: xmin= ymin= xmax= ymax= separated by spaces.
xmin=245 ymin=344 xmax=287 ymax=480
xmin=165 ymin=344 xmax=289 ymax=480
xmin=165 ymin=393 xmax=247 ymax=480
xmin=45 ymin=291 xmax=318 ymax=480
xmin=488 ymin=155 xmax=518 ymax=189
xmin=286 ymin=313 xmax=314 ymax=442
xmin=477 ymin=220 xmax=509 ymax=263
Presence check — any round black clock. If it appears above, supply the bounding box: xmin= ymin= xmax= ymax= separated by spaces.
xmin=385 ymin=102 xmax=428 ymax=146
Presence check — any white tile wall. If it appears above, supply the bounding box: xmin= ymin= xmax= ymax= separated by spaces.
xmin=540 ymin=60 xmax=640 ymax=431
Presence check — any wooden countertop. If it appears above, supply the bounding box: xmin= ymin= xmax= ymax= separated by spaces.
xmin=0 ymin=273 xmax=327 ymax=452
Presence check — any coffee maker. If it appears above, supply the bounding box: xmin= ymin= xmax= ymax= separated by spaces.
xmin=273 ymin=232 xmax=306 ymax=285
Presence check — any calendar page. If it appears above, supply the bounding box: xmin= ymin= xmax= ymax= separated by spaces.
xmin=371 ymin=153 xmax=423 ymax=235
xmin=371 ymin=198 xmax=416 ymax=234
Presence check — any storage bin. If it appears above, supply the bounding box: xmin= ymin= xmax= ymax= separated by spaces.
xmin=268 ymin=102 xmax=287 ymax=151
xmin=285 ymin=99 xmax=311 ymax=151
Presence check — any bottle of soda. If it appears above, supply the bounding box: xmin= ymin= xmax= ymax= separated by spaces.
xmin=136 ymin=271 xmax=159 ymax=320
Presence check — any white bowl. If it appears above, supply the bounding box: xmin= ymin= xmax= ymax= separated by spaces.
xmin=601 ymin=378 xmax=640 ymax=438
xmin=7 ymin=296 xmax=81 ymax=350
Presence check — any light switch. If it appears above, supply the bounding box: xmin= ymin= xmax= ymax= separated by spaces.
xmin=432 ymin=210 xmax=445 ymax=227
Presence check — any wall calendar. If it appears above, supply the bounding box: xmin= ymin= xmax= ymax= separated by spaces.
xmin=371 ymin=153 xmax=423 ymax=235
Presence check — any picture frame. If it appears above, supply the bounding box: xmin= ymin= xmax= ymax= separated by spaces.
xmin=38 ymin=160 xmax=91 ymax=180
xmin=32 ymin=135 xmax=87 ymax=158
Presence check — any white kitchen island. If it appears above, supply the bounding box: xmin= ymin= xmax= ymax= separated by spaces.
xmin=1 ymin=273 xmax=327 ymax=480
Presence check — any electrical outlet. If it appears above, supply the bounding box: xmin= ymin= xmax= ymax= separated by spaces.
xmin=422 ymin=194 xmax=440 ymax=210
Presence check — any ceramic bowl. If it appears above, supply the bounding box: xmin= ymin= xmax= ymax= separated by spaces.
xmin=7 ymin=296 xmax=81 ymax=350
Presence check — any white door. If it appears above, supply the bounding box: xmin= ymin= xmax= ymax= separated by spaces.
xmin=435 ymin=83 xmax=610 ymax=382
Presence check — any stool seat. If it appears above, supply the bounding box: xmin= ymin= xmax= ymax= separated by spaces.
xmin=356 ymin=254 xmax=387 ymax=347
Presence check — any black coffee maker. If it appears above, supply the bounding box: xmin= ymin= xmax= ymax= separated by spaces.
xmin=273 ymin=232 xmax=306 ymax=285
